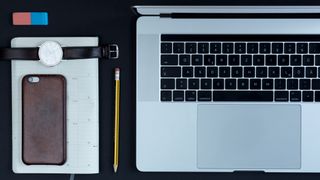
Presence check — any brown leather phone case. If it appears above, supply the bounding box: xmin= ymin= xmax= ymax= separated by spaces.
xmin=22 ymin=74 xmax=66 ymax=165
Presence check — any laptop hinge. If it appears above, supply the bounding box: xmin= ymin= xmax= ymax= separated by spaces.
xmin=160 ymin=13 xmax=320 ymax=19
xmin=160 ymin=14 xmax=171 ymax=18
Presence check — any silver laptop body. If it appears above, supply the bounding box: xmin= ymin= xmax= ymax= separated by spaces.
xmin=135 ymin=6 xmax=320 ymax=172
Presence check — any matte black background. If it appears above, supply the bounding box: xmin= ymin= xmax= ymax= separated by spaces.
xmin=1 ymin=0 xmax=320 ymax=180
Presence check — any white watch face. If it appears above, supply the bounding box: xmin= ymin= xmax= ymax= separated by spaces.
xmin=38 ymin=41 xmax=63 ymax=67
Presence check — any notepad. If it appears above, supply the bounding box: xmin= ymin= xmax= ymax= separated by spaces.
xmin=11 ymin=37 xmax=99 ymax=174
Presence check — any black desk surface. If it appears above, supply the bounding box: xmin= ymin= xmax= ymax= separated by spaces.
xmin=1 ymin=0 xmax=320 ymax=180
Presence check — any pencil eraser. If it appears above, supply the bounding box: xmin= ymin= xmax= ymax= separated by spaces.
xmin=12 ymin=12 xmax=48 ymax=25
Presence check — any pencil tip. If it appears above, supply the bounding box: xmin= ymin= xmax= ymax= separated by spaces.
xmin=113 ymin=165 xmax=118 ymax=173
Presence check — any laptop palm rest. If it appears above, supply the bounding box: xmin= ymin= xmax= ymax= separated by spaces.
xmin=197 ymin=104 xmax=301 ymax=170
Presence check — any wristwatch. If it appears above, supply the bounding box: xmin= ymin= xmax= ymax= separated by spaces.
xmin=0 ymin=41 xmax=119 ymax=66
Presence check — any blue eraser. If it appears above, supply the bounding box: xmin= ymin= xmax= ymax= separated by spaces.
xmin=31 ymin=12 xmax=48 ymax=25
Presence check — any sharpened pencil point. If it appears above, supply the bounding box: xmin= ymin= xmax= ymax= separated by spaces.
xmin=113 ymin=164 xmax=118 ymax=173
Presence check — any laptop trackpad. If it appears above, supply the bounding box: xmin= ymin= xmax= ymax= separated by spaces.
xmin=197 ymin=104 xmax=301 ymax=169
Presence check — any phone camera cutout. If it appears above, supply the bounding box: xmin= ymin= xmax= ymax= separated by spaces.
xmin=28 ymin=76 xmax=40 ymax=83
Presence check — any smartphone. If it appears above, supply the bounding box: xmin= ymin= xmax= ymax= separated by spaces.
xmin=22 ymin=74 xmax=66 ymax=165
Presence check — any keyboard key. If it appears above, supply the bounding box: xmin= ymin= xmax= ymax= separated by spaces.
xmin=213 ymin=79 xmax=224 ymax=89
xmin=316 ymin=55 xmax=320 ymax=65
xmin=229 ymin=55 xmax=240 ymax=65
xmin=186 ymin=91 xmax=196 ymax=101
xmin=278 ymin=55 xmax=289 ymax=65
xmin=195 ymin=67 xmax=206 ymax=77
xmin=275 ymin=91 xmax=289 ymax=101
xmin=303 ymin=91 xmax=313 ymax=102
xmin=238 ymin=79 xmax=249 ymax=89
xmin=207 ymin=67 xmax=218 ymax=77
xmin=290 ymin=55 xmax=302 ymax=66
xmin=198 ymin=91 xmax=211 ymax=101
xmin=173 ymin=91 xmax=184 ymax=101
xmin=262 ymin=79 xmax=273 ymax=89
xmin=281 ymin=67 xmax=292 ymax=77
xmin=300 ymin=79 xmax=310 ymax=89
xmin=293 ymin=67 xmax=304 ymax=78
xmin=161 ymin=67 xmax=181 ymax=77
xmin=161 ymin=55 xmax=178 ymax=65
xmin=253 ymin=55 xmax=264 ymax=65
xmin=189 ymin=79 xmax=199 ymax=89
xmin=309 ymin=43 xmax=320 ymax=53
xmin=212 ymin=91 xmax=273 ymax=101
xmin=297 ymin=43 xmax=308 ymax=53
xmin=250 ymin=79 xmax=261 ymax=89
xmin=219 ymin=67 xmax=230 ymax=77
xmin=182 ymin=67 xmax=193 ymax=77
xmin=173 ymin=43 xmax=184 ymax=53
xmin=241 ymin=55 xmax=252 ymax=65
xmin=275 ymin=79 xmax=286 ymax=89
xmin=232 ymin=67 xmax=243 ymax=77
xmin=260 ymin=43 xmax=271 ymax=53
xmin=290 ymin=91 xmax=301 ymax=102
xmin=161 ymin=79 xmax=175 ymax=89
xmin=198 ymin=43 xmax=209 ymax=53
xmin=192 ymin=55 xmax=203 ymax=65
xmin=186 ymin=43 xmax=196 ymax=53
xmin=303 ymin=55 xmax=314 ymax=65
xmin=223 ymin=43 xmax=233 ymax=53
xmin=306 ymin=67 xmax=317 ymax=77
xmin=312 ymin=79 xmax=320 ymax=89
xmin=287 ymin=79 xmax=298 ymax=90
xmin=256 ymin=67 xmax=267 ymax=77
xmin=284 ymin=43 xmax=295 ymax=53
xmin=201 ymin=79 xmax=212 ymax=89
xmin=247 ymin=43 xmax=258 ymax=53
xmin=161 ymin=43 xmax=172 ymax=53
xmin=244 ymin=67 xmax=255 ymax=77
xmin=315 ymin=91 xmax=320 ymax=102
xmin=179 ymin=55 xmax=190 ymax=65
xmin=269 ymin=67 xmax=280 ymax=77
xmin=210 ymin=43 xmax=221 ymax=53
xmin=272 ymin=43 xmax=283 ymax=53
xmin=235 ymin=43 xmax=246 ymax=53
xmin=176 ymin=79 xmax=187 ymax=89
xmin=216 ymin=55 xmax=228 ymax=65
xmin=204 ymin=55 xmax=215 ymax=65
xmin=266 ymin=55 xmax=277 ymax=65
xmin=225 ymin=79 xmax=236 ymax=89
xmin=161 ymin=91 xmax=172 ymax=101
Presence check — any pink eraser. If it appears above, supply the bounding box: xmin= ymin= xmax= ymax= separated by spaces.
xmin=12 ymin=12 xmax=31 ymax=25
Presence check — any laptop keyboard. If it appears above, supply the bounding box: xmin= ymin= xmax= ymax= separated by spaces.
xmin=160 ymin=35 xmax=320 ymax=102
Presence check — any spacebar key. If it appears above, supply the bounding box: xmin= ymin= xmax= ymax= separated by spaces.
xmin=212 ymin=91 xmax=273 ymax=101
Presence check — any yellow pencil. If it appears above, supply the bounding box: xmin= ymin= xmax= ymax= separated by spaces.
xmin=113 ymin=68 xmax=120 ymax=173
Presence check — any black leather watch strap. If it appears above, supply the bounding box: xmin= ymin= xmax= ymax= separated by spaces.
xmin=63 ymin=45 xmax=118 ymax=59
xmin=0 ymin=48 xmax=39 ymax=60
xmin=0 ymin=45 xmax=118 ymax=60
xmin=63 ymin=47 xmax=101 ymax=59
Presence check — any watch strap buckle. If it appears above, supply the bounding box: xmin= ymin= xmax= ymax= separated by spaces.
xmin=102 ymin=44 xmax=119 ymax=60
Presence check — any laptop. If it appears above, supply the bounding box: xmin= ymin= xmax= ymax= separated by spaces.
xmin=135 ymin=6 xmax=320 ymax=172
